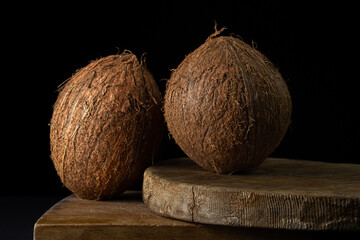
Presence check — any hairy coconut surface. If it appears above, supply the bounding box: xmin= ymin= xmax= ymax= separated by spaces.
xmin=50 ymin=52 xmax=163 ymax=200
xmin=164 ymin=31 xmax=292 ymax=174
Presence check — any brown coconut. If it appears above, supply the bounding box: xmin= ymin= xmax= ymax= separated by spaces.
xmin=164 ymin=30 xmax=292 ymax=174
xmin=50 ymin=52 xmax=163 ymax=200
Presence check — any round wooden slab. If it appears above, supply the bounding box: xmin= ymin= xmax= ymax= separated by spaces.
xmin=143 ymin=158 xmax=360 ymax=231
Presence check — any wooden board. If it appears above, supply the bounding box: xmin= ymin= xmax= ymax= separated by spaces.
xmin=34 ymin=191 xmax=357 ymax=240
xmin=34 ymin=192 xmax=354 ymax=240
xmin=143 ymin=158 xmax=360 ymax=231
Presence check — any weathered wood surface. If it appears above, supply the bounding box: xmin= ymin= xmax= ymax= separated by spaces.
xmin=143 ymin=158 xmax=360 ymax=231
xmin=32 ymin=191 xmax=353 ymax=240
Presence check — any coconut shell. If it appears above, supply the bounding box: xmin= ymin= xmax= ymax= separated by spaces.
xmin=50 ymin=52 xmax=163 ymax=200
xmin=164 ymin=34 xmax=292 ymax=174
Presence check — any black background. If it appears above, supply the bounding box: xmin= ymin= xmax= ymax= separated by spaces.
xmin=2 ymin=1 xmax=359 ymax=197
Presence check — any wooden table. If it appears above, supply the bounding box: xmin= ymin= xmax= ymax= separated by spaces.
xmin=34 ymin=191 xmax=357 ymax=239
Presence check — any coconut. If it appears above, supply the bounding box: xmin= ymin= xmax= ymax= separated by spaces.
xmin=50 ymin=52 xmax=163 ymax=200
xmin=164 ymin=29 xmax=292 ymax=174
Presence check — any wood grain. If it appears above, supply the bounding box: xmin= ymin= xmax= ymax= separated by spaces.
xmin=34 ymin=191 xmax=358 ymax=239
xmin=143 ymin=158 xmax=360 ymax=231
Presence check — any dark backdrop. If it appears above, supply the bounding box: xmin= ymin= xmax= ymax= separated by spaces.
xmin=3 ymin=1 xmax=359 ymax=196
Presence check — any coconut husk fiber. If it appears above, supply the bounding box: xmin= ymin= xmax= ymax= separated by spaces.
xmin=164 ymin=29 xmax=292 ymax=174
xmin=50 ymin=52 xmax=163 ymax=200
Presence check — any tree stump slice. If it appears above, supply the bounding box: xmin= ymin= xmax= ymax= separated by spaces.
xmin=143 ymin=158 xmax=360 ymax=231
